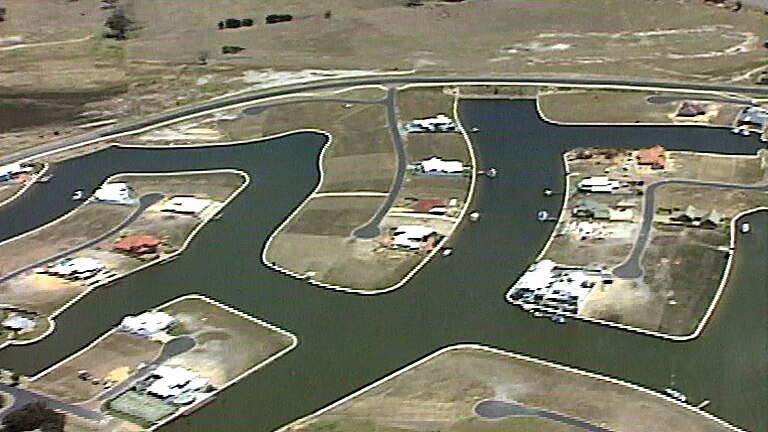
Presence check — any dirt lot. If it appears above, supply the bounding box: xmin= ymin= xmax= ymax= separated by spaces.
xmin=27 ymin=332 xmax=162 ymax=403
xmin=115 ymin=171 xmax=247 ymax=202
xmin=282 ymin=196 xmax=386 ymax=237
xmin=538 ymin=90 xmax=747 ymax=125
xmin=159 ymin=296 xmax=293 ymax=386
xmin=667 ymin=151 xmax=768 ymax=184
xmin=283 ymin=347 xmax=735 ymax=432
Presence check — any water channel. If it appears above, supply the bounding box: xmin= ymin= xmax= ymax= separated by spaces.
xmin=0 ymin=100 xmax=765 ymax=431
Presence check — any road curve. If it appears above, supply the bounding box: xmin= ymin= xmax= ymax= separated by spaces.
xmin=0 ymin=383 xmax=105 ymax=422
xmin=475 ymin=400 xmax=614 ymax=432
xmin=352 ymin=88 xmax=407 ymax=238
xmin=0 ymin=193 xmax=164 ymax=285
xmin=613 ymin=180 xmax=768 ymax=278
xmin=3 ymin=75 xmax=768 ymax=167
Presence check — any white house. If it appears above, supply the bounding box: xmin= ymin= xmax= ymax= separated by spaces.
xmin=577 ymin=177 xmax=621 ymax=193
xmin=2 ymin=316 xmax=36 ymax=332
xmin=146 ymin=366 xmax=209 ymax=399
xmin=392 ymin=225 xmax=436 ymax=250
xmin=47 ymin=257 xmax=105 ymax=279
xmin=405 ymin=114 xmax=456 ymax=132
xmin=93 ymin=182 xmax=134 ymax=205
xmin=121 ymin=311 xmax=176 ymax=337
xmin=161 ymin=196 xmax=211 ymax=215
xmin=419 ymin=157 xmax=465 ymax=175
xmin=0 ymin=163 xmax=33 ymax=182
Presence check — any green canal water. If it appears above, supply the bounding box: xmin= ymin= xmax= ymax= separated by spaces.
xmin=0 ymin=100 xmax=765 ymax=431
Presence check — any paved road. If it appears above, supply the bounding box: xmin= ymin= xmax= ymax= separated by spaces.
xmin=3 ymin=75 xmax=767 ymax=168
xmin=353 ymin=87 xmax=407 ymax=238
xmin=96 ymin=335 xmax=196 ymax=403
xmin=612 ymin=180 xmax=768 ymax=278
xmin=0 ymin=383 xmax=105 ymax=422
xmin=0 ymin=193 xmax=164 ymax=285
xmin=475 ymin=400 xmax=614 ymax=432
xmin=241 ymin=96 xmax=387 ymax=116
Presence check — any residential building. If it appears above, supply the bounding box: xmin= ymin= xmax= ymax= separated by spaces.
xmin=576 ymin=177 xmax=621 ymax=193
xmin=0 ymin=163 xmax=33 ymax=182
xmin=508 ymin=260 xmax=603 ymax=314
xmin=413 ymin=198 xmax=450 ymax=214
xmin=121 ymin=311 xmax=175 ymax=337
xmin=404 ymin=114 xmax=457 ymax=132
xmin=636 ymin=145 xmax=666 ymax=169
xmin=145 ymin=366 xmax=209 ymax=399
xmin=417 ymin=157 xmax=465 ymax=175
xmin=113 ymin=235 xmax=162 ymax=254
xmin=670 ymin=206 xmax=723 ymax=228
xmin=735 ymin=106 xmax=768 ymax=131
xmin=161 ymin=196 xmax=211 ymax=215
xmin=93 ymin=182 xmax=134 ymax=205
xmin=676 ymin=101 xmax=707 ymax=118
xmin=571 ymin=199 xmax=610 ymax=220
xmin=391 ymin=225 xmax=436 ymax=250
xmin=2 ymin=315 xmax=36 ymax=332
xmin=47 ymin=257 xmax=105 ymax=279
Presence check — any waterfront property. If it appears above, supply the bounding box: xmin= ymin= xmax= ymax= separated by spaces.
xmin=403 ymin=114 xmax=457 ymax=133
xmin=26 ymin=295 xmax=296 ymax=431
xmin=515 ymin=145 xmax=768 ymax=337
xmin=0 ymin=170 xmax=246 ymax=346
xmin=280 ymin=345 xmax=739 ymax=432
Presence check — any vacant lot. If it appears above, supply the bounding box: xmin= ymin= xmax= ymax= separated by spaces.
xmin=668 ymin=151 xmax=768 ymax=184
xmin=115 ymin=171 xmax=247 ymax=202
xmin=28 ymin=332 xmax=162 ymax=403
xmin=282 ymin=196 xmax=386 ymax=237
xmin=282 ymin=346 xmax=736 ymax=432
xmin=538 ymin=90 xmax=746 ymax=125
xmin=160 ymin=296 xmax=294 ymax=386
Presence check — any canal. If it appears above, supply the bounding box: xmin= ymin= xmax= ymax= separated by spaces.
xmin=0 ymin=100 xmax=765 ymax=431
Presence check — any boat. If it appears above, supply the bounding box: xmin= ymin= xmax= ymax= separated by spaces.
xmin=486 ymin=168 xmax=497 ymax=178
xmin=740 ymin=128 xmax=751 ymax=137
xmin=537 ymin=210 xmax=550 ymax=221
xmin=470 ymin=127 xmax=480 ymax=133
xmin=441 ymin=248 xmax=453 ymax=257
xmin=36 ymin=174 xmax=52 ymax=183
xmin=532 ymin=311 xmax=551 ymax=318
xmin=552 ymin=315 xmax=566 ymax=324
xmin=740 ymin=222 xmax=751 ymax=234
xmin=663 ymin=388 xmax=688 ymax=403
xmin=469 ymin=211 xmax=481 ymax=222
xmin=71 ymin=190 xmax=84 ymax=201
xmin=543 ymin=188 xmax=553 ymax=197
xmin=731 ymin=127 xmax=741 ymax=134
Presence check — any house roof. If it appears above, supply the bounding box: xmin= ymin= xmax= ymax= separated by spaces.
xmin=637 ymin=145 xmax=666 ymax=166
xmin=2 ymin=316 xmax=35 ymax=331
xmin=677 ymin=101 xmax=707 ymax=117
xmin=113 ymin=235 xmax=161 ymax=252
xmin=420 ymin=157 xmax=464 ymax=173
xmin=94 ymin=182 xmax=132 ymax=203
xmin=413 ymin=198 xmax=449 ymax=213
xmin=161 ymin=196 xmax=211 ymax=214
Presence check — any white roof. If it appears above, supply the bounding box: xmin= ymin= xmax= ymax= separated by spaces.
xmin=0 ymin=163 xmax=30 ymax=177
xmin=578 ymin=177 xmax=612 ymax=187
xmin=121 ymin=311 xmax=175 ymax=336
xmin=161 ymin=196 xmax=211 ymax=214
xmin=421 ymin=157 xmax=464 ymax=173
xmin=94 ymin=182 xmax=132 ymax=202
xmin=49 ymin=257 xmax=104 ymax=275
xmin=394 ymin=225 xmax=435 ymax=239
xmin=147 ymin=366 xmax=207 ymax=399
xmin=2 ymin=316 xmax=35 ymax=330
xmin=411 ymin=114 xmax=455 ymax=127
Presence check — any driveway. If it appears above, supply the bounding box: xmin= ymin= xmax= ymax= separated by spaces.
xmin=475 ymin=400 xmax=614 ymax=432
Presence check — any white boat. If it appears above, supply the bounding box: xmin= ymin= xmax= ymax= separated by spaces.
xmin=740 ymin=128 xmax=751 ymax=137
xmin=663 ymin=388 xmax=688 ymax=403
xmin=71 ymin=190 xmax=84 ymax=201
xmin=740 ymin=222 xmax=751 ymax=234
xmin=537 ymin=210 xmax=550 ymax=221
xmin=469 ymin=211 xmax=481 ymax=222
xmin=731 ymin=127 xmax=741 ymax=134
xmin=552 ymin=315 xmax=566 ymax=324
xmin=486 ymin=168 xmax=497 ymax=178
xmin=442 ymin=248 xmax=453 ymax=257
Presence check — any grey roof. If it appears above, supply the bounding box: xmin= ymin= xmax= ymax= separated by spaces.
xmin=2 ymin=315 xmax=35 ymax=330
xmin=736 ymin=106 xmax=767 ymax=128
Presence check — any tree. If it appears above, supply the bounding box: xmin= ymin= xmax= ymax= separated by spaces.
xmin=2 ymin=402 xmax=65 ymax=432
xmin=104 ymin=8 xmax=131 ymax=39
xmin=324 ymin=10 xmax=332 ymax=19
xmin=0 ymin=7 xmax=7 ymax=22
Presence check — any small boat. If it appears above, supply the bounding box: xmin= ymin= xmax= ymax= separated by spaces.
xmin=469 ymin=211 xmax=481 ymax=222
xmin=741 ymin=128 xmax=751 ymax=137
xmin=552 ymin=315 xmax=566 ymax=324
xmin=441 ymin=248 xmax=453 ymax=257
xmin=731 ymin=127 xmax=741 ymax=134
xmin=740 ymin=222 xmax=751 ymax=234
xmin=664 ymin=388 xmax=688 ymax=403
xmin=71 ymin=190 xmax=84 ymax=201
xmin=37 ymin=174 xmax=52 ymax=183
xmin=537 ymin=210 xmax=550 ymax=222
xmin=470 ymin=127 xmax=480 ymax=133
xmin=486 ymin=168 xmax=497 ymax=178
xmin=543 ymin=188 xmax=553 ymax=197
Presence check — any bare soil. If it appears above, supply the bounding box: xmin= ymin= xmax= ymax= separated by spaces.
xmin=283 ymin=347 xmax=736 ymax=432
xmin=160 ymin=297 xmax=293 ymax=386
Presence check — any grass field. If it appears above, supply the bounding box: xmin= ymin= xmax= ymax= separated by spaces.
xmin=282 ymin=346 xmax=735 ymax=432
xmin=159 ymin=296 xmax=293 ymax=386
xmin=538 ymin=90 xmax=747 ymax=126
xmin=28 ymin=332 xmax=162 ymax=403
